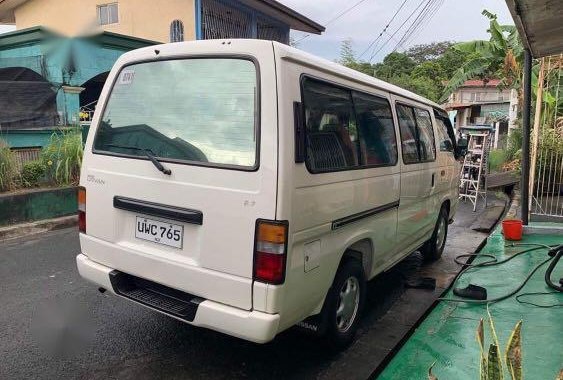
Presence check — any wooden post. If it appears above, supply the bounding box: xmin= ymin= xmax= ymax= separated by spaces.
xmin=529 ymin=58 xmax=545 ymax=206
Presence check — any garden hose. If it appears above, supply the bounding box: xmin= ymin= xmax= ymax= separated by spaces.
xmin=545 ymin=245 xmax=563 ymax=292
xmin=438 ymin=243 xmax=562 ymax=305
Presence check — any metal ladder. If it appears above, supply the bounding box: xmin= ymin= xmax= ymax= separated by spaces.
xmin=459 ymin=131 xmax=491 ymax=211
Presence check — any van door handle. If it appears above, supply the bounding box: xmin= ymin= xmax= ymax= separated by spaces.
xmin=431 ymin=173 xmax=435 ymax=187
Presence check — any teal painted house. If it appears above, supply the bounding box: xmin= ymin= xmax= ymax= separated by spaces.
xmin=0 ymin=0 xmax=323 ymax=155
xmin=0 ymin=27 xmax=157 ymax=149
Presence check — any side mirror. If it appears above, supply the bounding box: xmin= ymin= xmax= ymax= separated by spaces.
xmin=456 ymin=137 xmax=468 ymax=158
xmin=442 ymin=140 xmax=453 ymax=151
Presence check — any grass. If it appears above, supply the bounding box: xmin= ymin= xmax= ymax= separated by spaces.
xmin=0 ymin=138 xmax=17 ymax=192
xmin=489 ymin=149 xmax=508 ymax=173
xmin=41 ymin=128 xmax=83 ymax=186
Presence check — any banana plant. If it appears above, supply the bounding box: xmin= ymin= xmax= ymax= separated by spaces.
xmin=440 ymin=9 xmax=523 ymax=102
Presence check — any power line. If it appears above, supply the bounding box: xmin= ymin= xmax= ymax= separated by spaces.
xmin=391 ymin=0 xmax=436 ymax=51
xmin=294 ymin=0 xmax=372 ymax=44
xmin=367 ymin=0 xmax=429 ymax=62
xmin=403 ymin=0 xmax=445 ymax=49
xmin=358 ymin=0 xmax=410 ymax=60
xmin=391 ymin=0 xmax=444 ymax=53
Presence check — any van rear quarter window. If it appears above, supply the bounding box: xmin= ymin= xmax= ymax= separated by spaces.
xmin=93 ymin=58 xmax=258 ymax=169
xmin=301 ymin=77 xmax=398 ymax=173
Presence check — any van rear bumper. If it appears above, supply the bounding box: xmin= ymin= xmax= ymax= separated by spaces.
xmin=76 ymin=254 xmax=280 ymax=343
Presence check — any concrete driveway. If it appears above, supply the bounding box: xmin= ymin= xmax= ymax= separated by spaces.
xmin=0 ymin=197 xmax=503 ymax=380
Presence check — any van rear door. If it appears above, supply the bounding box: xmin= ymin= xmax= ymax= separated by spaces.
xmin=79 ymin=42 xmax=278 ymax=311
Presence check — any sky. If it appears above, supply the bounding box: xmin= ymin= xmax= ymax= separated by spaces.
xmin=284 ymin=0 xmax=513 ymax=62
xmin=0 ymin=0 xmax=514 ymax=62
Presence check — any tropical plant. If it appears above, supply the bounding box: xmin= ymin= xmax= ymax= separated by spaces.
xmin=42 ymin=128 xmax=83 ymax=186
xmin=336 ymin=39 xmax=472 ymax=103
xmin=0 ymin=139 xmax=17 ymax=192
xmin=441 ymin=10 xmax=523 ymax=102
xmin=489 ymin=149 xmax=508 ymax=172
xmin=20 ymin=160 xmax=46 ymax=188
xmin=476 ymin=308 xmax=522 ymax=380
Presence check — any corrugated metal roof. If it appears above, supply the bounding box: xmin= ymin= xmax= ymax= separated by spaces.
xmin=461 ymin=79 xmax=502 ymax=87
xmin=505 ymin=0 xmax=563 ymax=57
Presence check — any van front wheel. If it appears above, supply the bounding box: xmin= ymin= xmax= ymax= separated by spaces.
xmin=321 ymin=258 xmax=365 ymax=350
xmin=421 ymin=206 xmax=449 ymax=261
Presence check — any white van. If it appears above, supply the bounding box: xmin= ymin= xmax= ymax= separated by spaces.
xmin=77 ymin=39 xmax=463 ymax=348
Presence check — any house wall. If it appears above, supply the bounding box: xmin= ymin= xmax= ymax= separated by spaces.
xmin=450 ymin=86 xmax=510 ymax=104
xmin=13 ymin=0 xmax=195 ymax=42
xmin=0 ymin=29 xmax=154 ymax=131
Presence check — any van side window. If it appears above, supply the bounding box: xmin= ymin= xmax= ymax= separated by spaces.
xmin=352 ymin=92 xmax=397 ymax=166
xmin=396 ymin=104 xmax=436 ymax=164
xmin=396 ymin=104 xmax=420 ymax=164
xmin=413 ymin=108 xmax=436 ymax=161
xmin=434 ymin=111 xmax=455 ymax=152
xmin=302 ymin=78 xmax=359 ymax=172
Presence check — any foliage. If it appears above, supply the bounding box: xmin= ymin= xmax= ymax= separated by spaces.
xmin=489 ymin=149 xmax=508 ymax=173
xmin=506 ymin=128 xmax=523 ymax=161
xmin=337 ymin=39 xmax=376 ymax=76
xmin=538 ymin=126 xmax=563 ymax=154
xmin=20 ymin=160 xmax=46 ymax=188
xmin=374 ymin=52 xmax=416 ymax=79
xmin=387 ymin=74 xmax=441 ymax=102
xmin=336 ymin=40 xmax=472 ymax=103
xmin=405 ymin=41 xmax=454 ymax=65
xmin=42 ymin=128 xmax=83 ymax=186
xmin=0 ymin=139 xmax=17 ymax=192
xmin=475 ymin=309 xmax=522 ymax=380
xmin=441 ymin=10 xmax=523 ymax=102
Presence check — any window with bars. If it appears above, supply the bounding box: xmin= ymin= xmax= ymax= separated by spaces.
xmin=201 ymin=0 xmax=288 ymax=44
xmin=257 ymin=18 xmax=287 ymax=42
xmin=170 ymin=20 xmax=185 ymax=42
xmin=98 ymin=3 xmax=118 ymax=25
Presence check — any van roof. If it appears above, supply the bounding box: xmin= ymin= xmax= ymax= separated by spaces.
xmin=118 ymin=39 xmax=443 ymax=111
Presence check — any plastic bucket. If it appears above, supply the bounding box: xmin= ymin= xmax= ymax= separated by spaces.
xmin=502 ymin=219 xmax=523 ymax=241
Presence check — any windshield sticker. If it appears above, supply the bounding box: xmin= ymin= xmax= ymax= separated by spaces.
xmin=118 ymin=69 xmax=135 ymax=85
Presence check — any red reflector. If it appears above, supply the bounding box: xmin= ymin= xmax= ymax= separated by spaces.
xmin=78 ymin=210 xmax=86 ymax=233
xmin=254 ymin=251 xmax=284 ymax=284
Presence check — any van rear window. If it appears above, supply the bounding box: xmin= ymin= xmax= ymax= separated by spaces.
xmin=93 ymin=58 xmax=258 ymax=169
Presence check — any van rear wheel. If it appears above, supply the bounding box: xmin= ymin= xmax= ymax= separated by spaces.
xmin=321 ymin=258 xmax=365 ymax=350
xmin=421 ymin=206 xmax=449 ymax=261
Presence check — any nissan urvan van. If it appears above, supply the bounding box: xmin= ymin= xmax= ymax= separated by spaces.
xmin=77 ymin=39 xmax=462 ymax=348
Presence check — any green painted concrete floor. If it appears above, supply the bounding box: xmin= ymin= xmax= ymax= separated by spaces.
xmin=377 ymin=225 xmax=563 ymax=380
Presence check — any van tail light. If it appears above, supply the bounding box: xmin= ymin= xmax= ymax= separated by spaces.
xmin=78 ymin=186 xmax=86 ymax=233
xmin=253 ymin=220 xmax=288 ymax=285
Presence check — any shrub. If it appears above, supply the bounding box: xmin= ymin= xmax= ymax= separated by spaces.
xmin=506 ymin=127 xmax=522 ymax=161
xmin=0 ymin=139 xmax=17 ymax=192
xmin=42 ymin=128 xmax=83 ymax=186
xmin=21 ymin=160 xmax=46 ymax=188
xmin=489 ymin=149 xmax=508 ymax=173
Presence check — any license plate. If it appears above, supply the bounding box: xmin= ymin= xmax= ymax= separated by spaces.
xmin=135 ymin=216 xmax=183 ymax=249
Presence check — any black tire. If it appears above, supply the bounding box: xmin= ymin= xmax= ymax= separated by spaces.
xmin=320 ymin=258 xmax=366 ymax=350
xmin=420 ymin=205 xmax=449 ymax=261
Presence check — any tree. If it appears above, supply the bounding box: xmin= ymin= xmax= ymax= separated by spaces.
xmin=388 ymin=74 xmax=441 ymax=101
xmin=337 ymin=39 xmax=377 ymax=76
xmin=405 ymin=41 xmax=455 ymax=64
xmin=335 ymin=39 xmax=471 ymax=103
xmin=436 ymin=47 xmax=472 ymax=80
xmin=338 ymin=38 xmax=357 ymax=67
xmin=373 ymin=52 xmax=415 ymax=80
xmin=441 ymin=10 xmax=523 ymax=102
